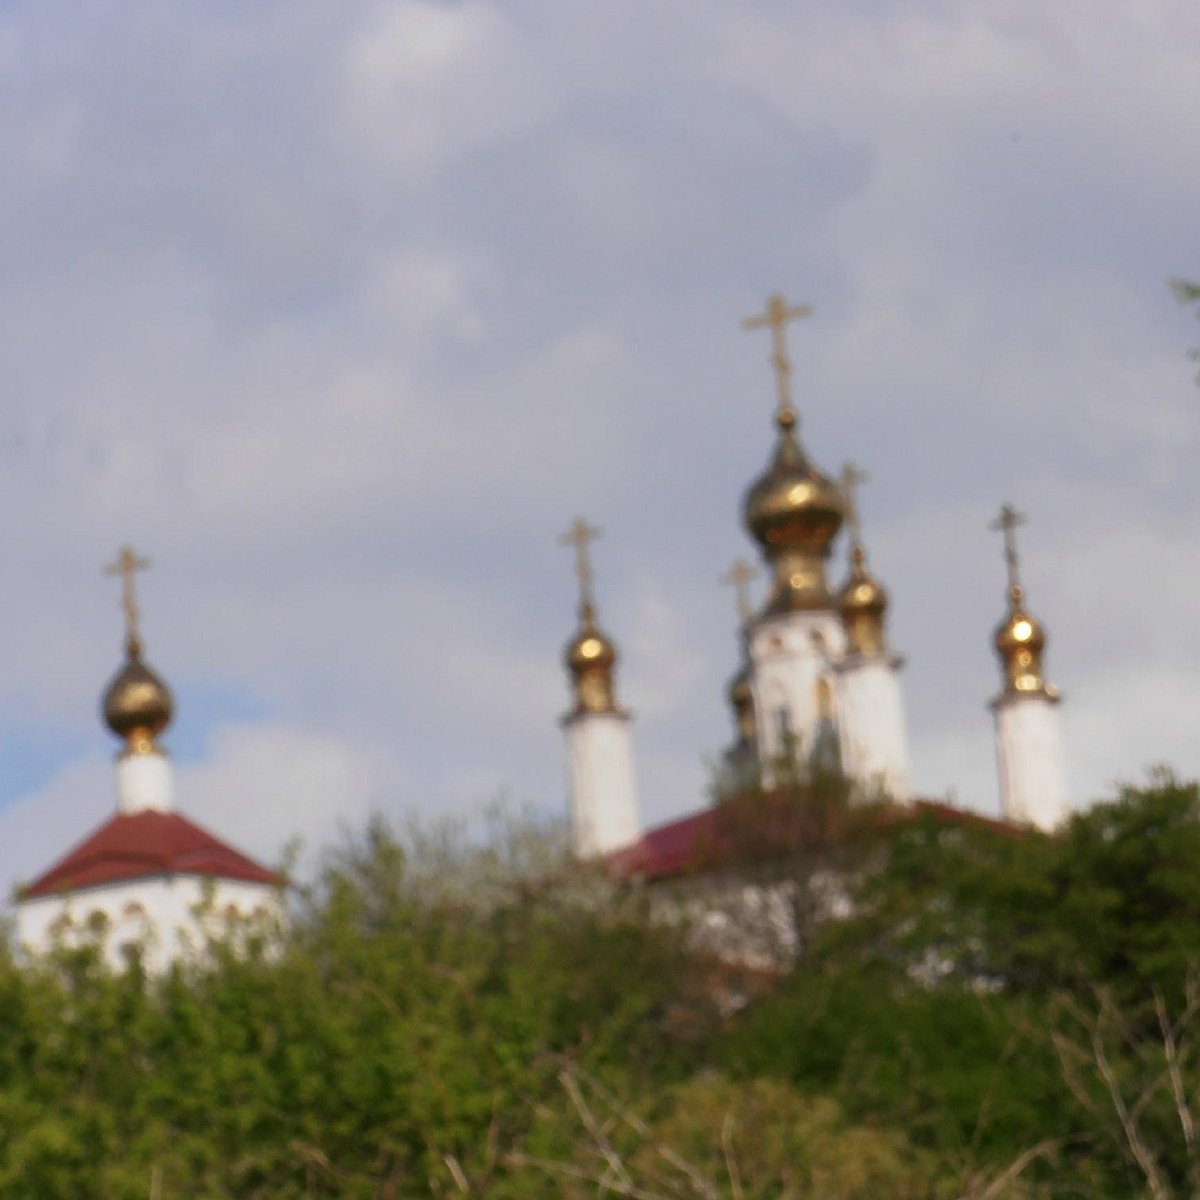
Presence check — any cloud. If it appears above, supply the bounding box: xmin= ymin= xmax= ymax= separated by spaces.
xmin=1 ymin=0 xmax=1200 ymax=886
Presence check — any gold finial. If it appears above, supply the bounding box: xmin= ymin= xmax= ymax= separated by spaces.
xmin=558 ymin=517 xmax=623 ymax=718
xmin=988 ymin=505 xmax=1057 ymax=701
xmin=104 ymin=545 xmax=152 ymax=656
xmin=558 ymin=517 xmax=602 ymax=616
xmin=742 ymin=293 xmax=813 ymax=427
xmin=836 ymin=465 xmax=889 ymax=655
xmin=989 ymin=503 xmax=1026 ymax=603
xmin=100 ymin=545 xmax=173 ymax=752
xmin=720 ymin=558 xmax=759 ymax=625
xmin=840 ymin=462 xmax=870 ymax=555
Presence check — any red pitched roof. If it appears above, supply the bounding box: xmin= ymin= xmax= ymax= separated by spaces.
xmin=21 ymin=809 xmax=281 ymax=899
xmin=607 ymin=797 xmax=1017 ymax=882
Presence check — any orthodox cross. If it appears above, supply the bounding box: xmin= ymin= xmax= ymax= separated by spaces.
xmin=742 ymin=293 xmax=813 ymax=422
xmin=559 ymin=517 xmax=602 ymax=611
xmin=840 ymin=462 xmax=870 ymax=551
xmin=989 ymin=504 xmax=1026 ymax=595
xmin=719 ymin=558 xmax=758 ymax=625
xmin=104 ymin=544 xmax=152 ymax=652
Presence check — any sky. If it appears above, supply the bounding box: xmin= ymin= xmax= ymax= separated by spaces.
xmin=0 ymin=0 xmax=1198 ymax=895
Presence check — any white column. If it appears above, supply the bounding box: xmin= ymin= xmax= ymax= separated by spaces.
xmin=834 ymin=654 xmax=911 ymax=802
xmin=563 ymin=711 xmax=640 ymax=858
xmin=116 ymin=749 xmax=174 ymax=814
xmin=993 ymin=695 xmax=1068 ymax=830
xmin=748 ymin=610 xmax=846 ymax=766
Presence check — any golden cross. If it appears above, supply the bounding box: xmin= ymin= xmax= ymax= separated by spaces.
xmin=989 ymin=504 xmax=1026 ymax=596
xmin=558 ymin=517 xmax=602 ymax=611
xmin=104 ymin=544 xmax=152 ymax=652
xmin=719 ymin=558 xmax=758 ymax=624
xmin=840 ymin=462 xmax=870 ymax=550
xmin=742 ymin=293 xmax=813 ymax=422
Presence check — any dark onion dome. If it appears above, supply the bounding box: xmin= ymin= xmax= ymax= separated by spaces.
xmin=102 ymin=644 xmax=173 ymax=752
xmin=743 ymin=410 xmax=844 ymax=616
xmin=726 ymin=659 xmax=756 ymax=744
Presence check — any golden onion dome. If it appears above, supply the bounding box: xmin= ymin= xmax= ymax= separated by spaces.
xmin=102 ymin=644 xmax=174 ymax=752
xmin=564 ymin=621 xmax=617 ymax=676
xmin=743 ymin=411 xmax=844 ymax=614
xmin=838 ymin=547 xmax=889 ymax=656
xmin=563 ymin=605 xmax=623 ymax=716
xmin=838 ymin=558 xmax=888 ymax=618
xmin=992 ymin=587 xmax=1053 ymax=697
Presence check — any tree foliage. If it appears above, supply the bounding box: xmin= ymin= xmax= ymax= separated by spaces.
xmin=4 ymin=776 xmax=1200 ymax=1196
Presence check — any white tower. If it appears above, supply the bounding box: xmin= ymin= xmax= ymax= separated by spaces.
xmin=989 ymin=505 xmax=1068 ymax=831
xmin=558 ymin=518 xmax=640 ymax=859
xmin=831 ymin=464 xmax=912 ymax=802
xmin=740 ymin=294 xmax=847 ymax=777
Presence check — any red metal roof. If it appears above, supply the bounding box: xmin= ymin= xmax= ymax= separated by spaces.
xmin=21 ymin=810 xmax=281 ymax=899
xmin=607 ymin=796 xmax=1017 ymax=882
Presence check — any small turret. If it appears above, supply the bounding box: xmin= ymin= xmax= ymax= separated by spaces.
xmin=557 ymin=518 xmax=640 ymax=858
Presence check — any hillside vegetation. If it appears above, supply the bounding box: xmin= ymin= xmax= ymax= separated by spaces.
xmin=5 ymin=774 xmax=1200 ymax=1198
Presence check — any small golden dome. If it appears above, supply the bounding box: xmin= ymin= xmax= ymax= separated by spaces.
xmin=565 ymin=623 xmax=617 ymax=675
xmin=102 ymin=644 xmax=173 ymax=752
xmin=993 ymin=587 xmax=1054 ymax=697
xmin=839 ymin=560 xmax=888 ymax=618
xmin=743 ymin=414 xmax=844 ymax=615
xmin=563 ymin=605 xmax=623 ymax=717
xmin=838 ymin=547 xmax=889 ymax=655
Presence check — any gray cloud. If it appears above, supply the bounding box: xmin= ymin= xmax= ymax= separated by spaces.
xmin=0 ymin=0 xmax=1199 ymax=894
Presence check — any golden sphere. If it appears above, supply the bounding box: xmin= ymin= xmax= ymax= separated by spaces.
xmin=743 ymin=428 xmax=843 ymax=557
xmin=102 ymin=655 xmax=173 ymax=745
xmin=993 ymin=605 xmax=1045 ymax=659
xmin=564 ymin=625 xmax=616 ymax=675
xmin=838 ymin=566 xmax=888 ymax=618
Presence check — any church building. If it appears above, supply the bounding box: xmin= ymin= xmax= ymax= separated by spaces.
xmin=558 ymin=294 xmax=1069 ymax=871
xmin=15 ymin=548 xmax=282 ymax=972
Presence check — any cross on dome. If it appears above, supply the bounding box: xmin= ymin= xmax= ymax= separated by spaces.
xmin=719 ymin=558 xmax=758 ymax=625
xmin=989 ymin=504 xmax=1027 ymax=600
xmin=742 ymin=293 xmax=813 ymax=427
xmin=104 ymin=545 xmax=152 ymax=655
xmin=558 ymin=517 xmax=602 ymax=614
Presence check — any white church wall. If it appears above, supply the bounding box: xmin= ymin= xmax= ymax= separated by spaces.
xmin=994 ymin=695 xmax=1068 ymax=831
xmin=834 ymin=655 xmax=912 ymax=802
xmin=16 ymin=876 xmax=284 ymax=973
xmin=564 ymin=711 xmax=640 ymax=858
xmin=748 ymin=609 xmax=846 ymax=766
xmin=116 ymin=750 xmax=173 ymax=814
